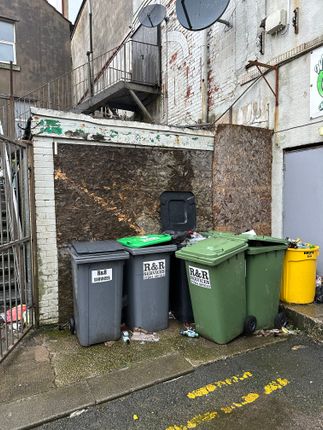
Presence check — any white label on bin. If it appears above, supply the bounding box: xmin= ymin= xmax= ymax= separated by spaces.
xmin=189 ymin=266 xmax=211 ymax=289
xmin=143 ymin=259 xmax=166 ymax=280
xmin=91 ymin=268 xmax=112 ymax=284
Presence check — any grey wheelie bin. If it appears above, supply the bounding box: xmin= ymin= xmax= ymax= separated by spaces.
xmin=160 ymin=191 xmax=197 ymax=323
xmin=69 ymin=240 xmax=129 ymax=346
xmin=120 ymin=238 xmax=177 ymax=332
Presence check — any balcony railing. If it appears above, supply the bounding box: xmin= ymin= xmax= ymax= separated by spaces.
xmin=0 ymin=39 xmax=160 ymax=139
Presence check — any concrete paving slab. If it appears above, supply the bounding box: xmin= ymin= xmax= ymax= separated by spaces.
xmin=282 ymin=303 xmax=323 ymax=341
xmin=0 ymin=381 xmax=95 ymax=430
xmin=0 ymin=333 xmax=55 ymax=403
xmin=44 ymin=321 xmax=288 ymax=387
xmin=0 ymin=361 xmax=55 ymax=403
xmin=87 ymin=352 xmax=193 ymax=404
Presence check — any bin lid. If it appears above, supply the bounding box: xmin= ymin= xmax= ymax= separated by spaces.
xmin=124 ymin=243 xmax=177 ymax=256
xmin=117 ymin=234 xmax=172 ymax=248
xmin=238 ymin=234 xmax=288 ymax=255
xmin=160 ymin=191 xmax=196 ymax=232
xmin=202 ymin=230 xmax=236 ymax=238
xmin=72 ymin=240 xmax=125 ymax=255
xmin=176 ymin=237 xmax=248 ymax=266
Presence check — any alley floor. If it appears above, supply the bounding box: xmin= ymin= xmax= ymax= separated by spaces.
xmin=0 ymin=320 xmax=294 ymax=429
xmin=36 ymin=336 xmax=323 ymax=430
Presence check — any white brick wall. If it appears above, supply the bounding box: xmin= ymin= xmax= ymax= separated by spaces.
xmin=156 ymin=0 xmax=322 ymax=129
xmin=33 ymin=138 xmax=59 ymax=324
xmin=159 ymin=0 xmax=205 ymax=125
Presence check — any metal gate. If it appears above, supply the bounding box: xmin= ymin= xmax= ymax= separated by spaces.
xmin=0 ymin=135 xmax=34 ymax=362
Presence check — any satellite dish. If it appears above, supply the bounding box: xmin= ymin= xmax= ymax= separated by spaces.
xmin=176 ymin=0 xmax=231 ymax=31
xmin=138 ymin=4 xmax=167 ymax=28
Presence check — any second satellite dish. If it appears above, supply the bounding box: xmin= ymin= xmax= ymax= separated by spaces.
xmin=176 ymin=0 xmax=231 ymax=31
xmin=138 ymin=4 xmax=167 ymax=28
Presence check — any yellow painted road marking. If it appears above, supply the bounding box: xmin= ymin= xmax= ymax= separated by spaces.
xmin=221 ymin=393 xmax=260 ymax=414
xmin=166 ymin=411 xmax=218 ymax=430
xmin=166 ymin=378 xmax=290 ymax=430
xmin=187 ymin=371 xmax=253 ymax=399
xmin=264 ymin=378 xmax=290 ymax=395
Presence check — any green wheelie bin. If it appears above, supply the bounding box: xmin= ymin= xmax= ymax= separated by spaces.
xmin=240 ymin=234 xmax=288 ymax=330
xmin=204 ymin=231 xmax=288 ymax=330
xmin=176 ymin=237 xmax=256 ymax=344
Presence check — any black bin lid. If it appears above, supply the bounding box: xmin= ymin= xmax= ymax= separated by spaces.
xmin=160 ymin=191 xmax=196 ymax=232
xmin=72 ymin=240 xmax=125 ymax=255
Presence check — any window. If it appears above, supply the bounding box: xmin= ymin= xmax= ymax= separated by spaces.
xmin=0 ymin=20 xmax=16 ymax=64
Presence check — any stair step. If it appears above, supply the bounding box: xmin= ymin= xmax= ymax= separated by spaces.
xmin=0 ymin=291 xmax=21 ymax=314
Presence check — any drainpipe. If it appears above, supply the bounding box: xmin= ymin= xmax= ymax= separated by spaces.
xmin=87 ymin=0 xmax=94 ymax=96
xmin=88 ymin=0 xmax=93 ymax=60
xmin=164 ymin=18 xmax=169 ymax=125
xmin=201 ymin=29 xmax=209 ymax=123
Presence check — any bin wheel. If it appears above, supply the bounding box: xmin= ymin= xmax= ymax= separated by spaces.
xmin=274 ymin=311 xmax=287 ymax=329
xmin=244 ymin=316 xmax=257 ymax=335
xmin=69 ymin=317 xmax=76 ymax=335
xmin=278 ymin=304 xmax=285 ymax=313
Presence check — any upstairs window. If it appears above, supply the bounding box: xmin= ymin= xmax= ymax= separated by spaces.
xmin=0 ymin=20 xmax=16 ymax=64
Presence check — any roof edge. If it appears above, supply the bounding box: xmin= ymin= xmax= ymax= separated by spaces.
xmin=71 ymin=0 xmax=87 ymax=38
xmin=44 ymin=0 xmax=72 ymax=25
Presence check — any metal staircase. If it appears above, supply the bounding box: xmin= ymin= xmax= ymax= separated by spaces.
xmin=1 ymin=34 xmax=161 ymax=139
xmin=0 ymin=177 xmax=18 ymax=312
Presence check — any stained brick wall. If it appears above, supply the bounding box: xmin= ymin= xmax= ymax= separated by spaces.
xmin=159 ymin=0 xmax=204 ymax=126
xmin=54 ymin=144 xmax=213 ymax=323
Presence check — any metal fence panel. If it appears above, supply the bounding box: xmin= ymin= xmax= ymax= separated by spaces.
xmin=0 ymin=137 xmax=34 ymax=362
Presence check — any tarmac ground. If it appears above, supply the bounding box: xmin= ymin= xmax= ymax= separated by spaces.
xmin=36 ymin=335 xmax=323 ymax=430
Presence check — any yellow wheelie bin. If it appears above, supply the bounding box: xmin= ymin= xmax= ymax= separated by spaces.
xmin=280 ymin=246 xmax=320 ymax=304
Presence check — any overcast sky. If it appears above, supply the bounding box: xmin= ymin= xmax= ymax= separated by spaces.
xmin=47 ymin=0 xmax=83 ymax=23
xmin=69 ymin=0 xmax=83 ymax=23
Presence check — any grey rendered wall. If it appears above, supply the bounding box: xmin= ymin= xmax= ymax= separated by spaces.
xmin=71 ymin=0 xmax=133 ymax=69
xmin=0 ymin=0 xmax=71 ymax=97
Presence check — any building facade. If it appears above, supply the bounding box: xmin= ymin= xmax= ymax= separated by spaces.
xmin=129 ymin=0 xmax=323 ymax=268
xmin=0 ymin=0 xmax=72 ymax=134
xmin=71 ymin=0 xmax=134 ymax=70
xmin=2 ymin=0 xmax=320 ymax=324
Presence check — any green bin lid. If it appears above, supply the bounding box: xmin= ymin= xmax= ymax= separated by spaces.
xmin=117 ymin=234 xmax=172 ymax=248
xmin=201 ymin=230 xmax=236 ymax=239
xmin=238 ymin=234 xmax=288 ymax=255
xmin=176 ymin=237 xmax=248 ymax=266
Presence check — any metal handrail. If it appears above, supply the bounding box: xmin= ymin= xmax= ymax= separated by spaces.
xmin=1 ymin=39 xmax=160 ymax=138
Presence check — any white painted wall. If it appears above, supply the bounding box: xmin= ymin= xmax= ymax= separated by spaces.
xmin=33 ymin=138 xmax=59 ymax=324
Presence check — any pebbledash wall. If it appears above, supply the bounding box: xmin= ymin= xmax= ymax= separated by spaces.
xmin=30 ymin=108 xmax=272 ymax=324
